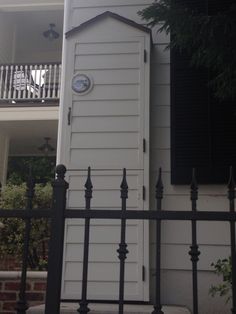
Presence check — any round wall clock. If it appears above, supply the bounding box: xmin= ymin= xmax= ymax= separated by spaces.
xmin=72 ymin=74 xmax=93 ymax=94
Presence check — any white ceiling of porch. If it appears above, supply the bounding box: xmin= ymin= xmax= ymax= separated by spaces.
xmin=0 ymin=9 xmax=64 ymax=63
xmin=0 ymin=0 xmax=64 ymax=12
xmin=15 ymin=10 xmax=63 ymax=53
xmin=0 ymin=120 xmax=58 ymax=156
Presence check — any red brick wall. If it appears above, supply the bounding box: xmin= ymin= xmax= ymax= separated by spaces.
xmin=0 ymin=257 xmax=21 ymax=271
xmin=0 ymin=275 xmax=46 ymax=314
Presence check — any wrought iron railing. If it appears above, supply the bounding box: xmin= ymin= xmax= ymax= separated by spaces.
xmin=0 ymin=63 xmax=61 ymax=102
xmin=0 ymin=166 xmax=236 ymax=314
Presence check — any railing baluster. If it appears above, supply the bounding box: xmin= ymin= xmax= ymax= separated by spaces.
xmin=38 ymin=65 xmax=43 ymax=99
xmin=52 ymin=64 xmax=57 ymax=98
xmin=42 ymin=64 xmax=47 ymax=99
xmin=45 ymin=165 xmax=68 ymax=314
xmin=228 ymin=166 xmax=236 ymax=314
xmin=0 ymin=65 xmax=4 ymax=98
xmin=3 ymin=65 xmax=9 ymax=99
xmin=28 ymin=65 xmax=32 ymax=99
xmin=33 ymin=65 xmax=37 ymax=99
xmin=117 ymin=168 xmax=129 ymax=314
xmin=78 ymin=167 xmax=93 ymax=314
xmin=13 ymin=65 xmax=17 ymax=100
xmin=23 ymin=65 xmax=27 ymax=99
xmin=57 ymin=64 xmax=61 ymax=98
xmin=8 ymin=65 xmax=14 ymax=99
xmin=19 ymin=65 xmax=23 ymax=99
xmin=16 ymin=170 xmax=35 ymax=314
xmin=188 ymin=168 xmax=200 ymax=314
xmin=152 ymin=168 xmax=164 ymax=314
xmin=47 ymin=64 xmax=52 ymax=98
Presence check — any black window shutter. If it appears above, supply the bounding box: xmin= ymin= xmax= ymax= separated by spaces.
xmin=171 ymin=0 xmax=235 ymax=184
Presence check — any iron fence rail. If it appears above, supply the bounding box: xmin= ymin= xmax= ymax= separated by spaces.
xmin=0 ymin=165 xmax=236 ymax=314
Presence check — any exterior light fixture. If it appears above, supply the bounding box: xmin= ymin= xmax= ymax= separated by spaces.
xmin=38 ymin=137 xmax=55 ymax=156
xmin=43 ymin=23 xmax=59 ymax=41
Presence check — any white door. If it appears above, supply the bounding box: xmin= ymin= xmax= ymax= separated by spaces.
xmin=59 ymin=21 xmax=150 ymax=301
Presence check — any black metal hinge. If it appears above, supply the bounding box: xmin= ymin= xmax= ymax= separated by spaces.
xmin=143 ymin=138 xmax=146 ymax=153
xmin=67 ymin=107 xmax=71 ymax=125
xmin=142 ymin=265 xmax=145 ymax=281
xmin=144 ymin=49 xmax=147 ymax=63
xmin=142 ymin=186 xmax=146 ymax=201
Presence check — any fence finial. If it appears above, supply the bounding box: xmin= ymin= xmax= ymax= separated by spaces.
xmin=156 ymin=168 xmax=163 ymax=200
xmin=190 ymin=168 xmax=198 ymax=201
xmin=55 ymin=164 xmax=67 ymax=180
xmin=120 ymin=168 xmax=128 ymax=199
xmin=228 ymin=166 xmax=235 ymax=201
xmin=85 ymin=167 xmax=92 ymax=190
xmin=85 ymin=166 xmax=93 ymax=205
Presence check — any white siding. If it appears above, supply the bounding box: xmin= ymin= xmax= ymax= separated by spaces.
xmin=60 ymin=1 xmax=229 ymax=313
xmin=0 ymin=13 xmax=15 ymax=63
xmin=59 ymin=12 xmax=151 ymax=301
xmin=67 ymin=0 xmax=153 ymax=29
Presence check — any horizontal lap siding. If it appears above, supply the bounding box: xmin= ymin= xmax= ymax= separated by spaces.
xmin=66 ymin=0 xmax=229 ymax=275
xmin=61 ymin=9 xmax=150 ymax=299
xmin=70 ymin=39 xmax=143 ymax=170
xmin=69 ymin=1 xmax=153 ymax=28
xmin=149 ymin=35 xmax=229 ymax=280
xmin=64 ymin=1 xmax=232 ymax=311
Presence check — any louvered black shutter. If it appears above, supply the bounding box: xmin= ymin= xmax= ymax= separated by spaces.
xmin=171 ymin=0 xmax=235 ymax=184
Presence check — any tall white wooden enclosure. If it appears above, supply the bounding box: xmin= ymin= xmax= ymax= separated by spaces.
xmin=57 ymin=12 xmax=151 ymax=301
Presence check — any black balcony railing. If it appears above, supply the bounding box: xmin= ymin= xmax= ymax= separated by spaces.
xmin=0 ymin=165 xmax=236 ymax=314
xmin=0 ymin=63 xmax=61 ymax=103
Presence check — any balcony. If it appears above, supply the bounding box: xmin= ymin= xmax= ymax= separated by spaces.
xmin=0 ymin=63 xmax=61 ymax=104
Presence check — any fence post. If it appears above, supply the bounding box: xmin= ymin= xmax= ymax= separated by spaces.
xmin=152 ymin=168 xmax=164 ymax=314
xmin=228 ymin=166 xmax=236 ymax=314
xmin=45 ymin=164 xmax=68 ymax=314
xmin=78 ymin=167 xmax=93 ymax=314
xmin=117 ymin=168 xmax=129 ymax=314
xmin=188 ymin=169 xmax=200 ymax=314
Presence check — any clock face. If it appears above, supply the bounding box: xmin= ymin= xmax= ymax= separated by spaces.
xmin=72 ymin=74 xmax=92 ymax=94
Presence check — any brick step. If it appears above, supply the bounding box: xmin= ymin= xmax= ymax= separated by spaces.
xmin=27 ymin=303 xmax=191 ymax=314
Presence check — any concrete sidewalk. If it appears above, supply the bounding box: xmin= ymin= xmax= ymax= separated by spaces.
xmin=28 ymin=303 xmax=191 ymax=314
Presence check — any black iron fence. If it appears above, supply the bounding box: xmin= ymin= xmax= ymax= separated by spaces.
xmin=0 ymin=165 xmax=236 ymax=314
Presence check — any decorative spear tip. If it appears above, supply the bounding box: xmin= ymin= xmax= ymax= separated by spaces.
xmin=156 ymin=167 xmax=163 ymax=199
xmin=156 ymin=168 xmax=163 ymax=187
xmin=228 ymin=166 xmax=235 ymax=190
xmin=55 ymin=164 xmax=67 ymax=179
xmin=120 ymin=168 xmax=128 ymax=190
xmin=85 ymin=166 xmax=93 ymax=190
xmin=190 ymin=168 xmax=198 ymax=190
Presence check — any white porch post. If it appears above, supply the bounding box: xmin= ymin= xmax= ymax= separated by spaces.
xmin=0 ymin=134 xmax=9 ymax=185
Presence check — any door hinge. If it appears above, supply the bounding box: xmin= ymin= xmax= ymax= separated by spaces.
xmin=67 ymin=107 xmax=72 ymax=125
xmin=144 ymin=49 xmax=147 ymax=63
xmin=142 ymin=186 xmax=146 ymax=201
xmin=142 ymin=265 xmax=146 ymax=281
xmin=143 ymin=138 xmax=146 ymax=153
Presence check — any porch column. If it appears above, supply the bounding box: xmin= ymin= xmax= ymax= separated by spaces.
xmin=0 ymin=134 xmax=9 ymax=185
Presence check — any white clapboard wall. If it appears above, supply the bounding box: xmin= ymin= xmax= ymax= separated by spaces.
xmin=58 ymin=13 xmax=151 ymax=300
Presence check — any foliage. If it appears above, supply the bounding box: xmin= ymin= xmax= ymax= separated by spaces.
xmin=139 ymin=0 xmax=236 ymax=100
xmin=209 ymin=257 xmax=232 ymax=303
xmin=7 ymin=156 xmax=56 ymax=185
xmin=0 ymin=183 xmax=52 ymax=270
